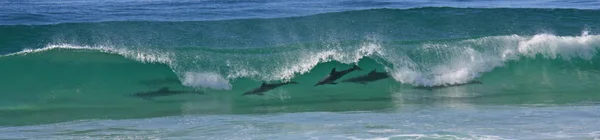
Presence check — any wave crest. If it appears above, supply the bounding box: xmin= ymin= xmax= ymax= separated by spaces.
xmin=518 ymin=34 xmax=600 ymax=60
xmin=2 ymin=44 xmax=174 ymax=65
xmin=390 ymin=33 xmax=600 ymax=86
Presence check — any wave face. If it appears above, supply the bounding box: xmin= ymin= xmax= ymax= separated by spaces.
xmin=1 ymin=8 xmax=600 ymax=125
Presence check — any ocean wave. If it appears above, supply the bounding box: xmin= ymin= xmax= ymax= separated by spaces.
xmin=2 ymin=33 xmax=599 ymax=89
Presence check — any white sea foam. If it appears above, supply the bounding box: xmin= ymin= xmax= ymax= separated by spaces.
xmin=2 ymin=43 xmax=174 ymax=65
xmin=273 ymin=49 xmax=339 ymax=81
xmin=389 ymin=33 xmax=600 ymax=86
xmin=518 ymin=33 xmax=600 ymax=60
xmin=182 ymin=72 xmax=232 ymax=90
xmin=365 ymin=134 xmax=504 ymax=140
xmin=270 ymin=41 xmax=384 ymax=81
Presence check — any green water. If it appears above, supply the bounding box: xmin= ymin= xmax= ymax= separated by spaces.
xmin=2 ymin=47 xmax=600 ymax=126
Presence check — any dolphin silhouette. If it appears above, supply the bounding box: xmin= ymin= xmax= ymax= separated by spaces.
xmin=243 ymin=81 xmax=299 ymax=96
xmin=412 ymin=80 xmax=483 ymax=91
xmin=341 ymin=69 xmax=389 ymax=84
xmin=315 ymin=65 xmax=362 ymax=86
xmin=132 ymin=87 xmax=203 ymax=99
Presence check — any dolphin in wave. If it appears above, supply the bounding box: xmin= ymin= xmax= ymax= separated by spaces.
xmin=341 ymin=69 xmax=389 ymax=84
xmin=243 ymin=81 xmax=299 ymax=96
xmin=132 ymin=87 xmax=203 ymax=99
xmin=314 ymin=65 xmax=362 ymax=86
xmin=412 ymin=80 xmax=483 ymax=91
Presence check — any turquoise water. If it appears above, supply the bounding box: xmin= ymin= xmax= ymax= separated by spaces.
xmin=2 ymin=1 xmax=600 ymax=139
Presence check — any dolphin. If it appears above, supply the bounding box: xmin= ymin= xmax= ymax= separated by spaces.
xmin=412 ymin=80 xmax=483 ymax=91
xmin=314 ymin=65 xmax=362 ymax=86
xmin=341 ymin=69 xmax=389 ymax=84
xmin=243 ymin=81 xmax=299 ymax=96
xmin=132 ymin=87 xmax=203 ymax=99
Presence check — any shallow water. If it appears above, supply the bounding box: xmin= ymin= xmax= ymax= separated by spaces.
xmin=2 ymin=105 xmax=600 ymax=139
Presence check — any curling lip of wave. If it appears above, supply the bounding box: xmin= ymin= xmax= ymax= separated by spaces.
xmin=0 ymin=44 xmax=175 ymax=65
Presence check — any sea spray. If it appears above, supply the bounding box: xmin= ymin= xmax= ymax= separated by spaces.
xmin=182 ymin=72 xmax=232 ymax=90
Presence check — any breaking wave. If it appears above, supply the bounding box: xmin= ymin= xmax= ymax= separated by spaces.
xmin=2 ymin=33 xmax=599 ymax=89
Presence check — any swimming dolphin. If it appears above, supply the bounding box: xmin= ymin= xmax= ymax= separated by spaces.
xmin=132 ymin=87 xmax=203 ymax=99
xmin=243 ymin=81 xmax=299 ymax=96
xmin=412 ymin=80 xmax=483 ymax=91
xmin=341 ymin=69 xmax=389 ymax=84
xmin=314 ymin=65 xmax=362 ymax=86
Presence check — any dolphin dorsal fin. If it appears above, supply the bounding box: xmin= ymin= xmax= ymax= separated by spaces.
xmin=158 ymin=87 xmax=169 ymax=92
xmin=369 ymin=70 xmax=376 ymax=74
xmin=261 ymin=82 xmax=267 ymax=87
xmin=330 ymin=68 xmax=337 ymax=74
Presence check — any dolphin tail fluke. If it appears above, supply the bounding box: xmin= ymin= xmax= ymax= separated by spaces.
xmin=353 ymin=65 xmax=362 ymax=70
